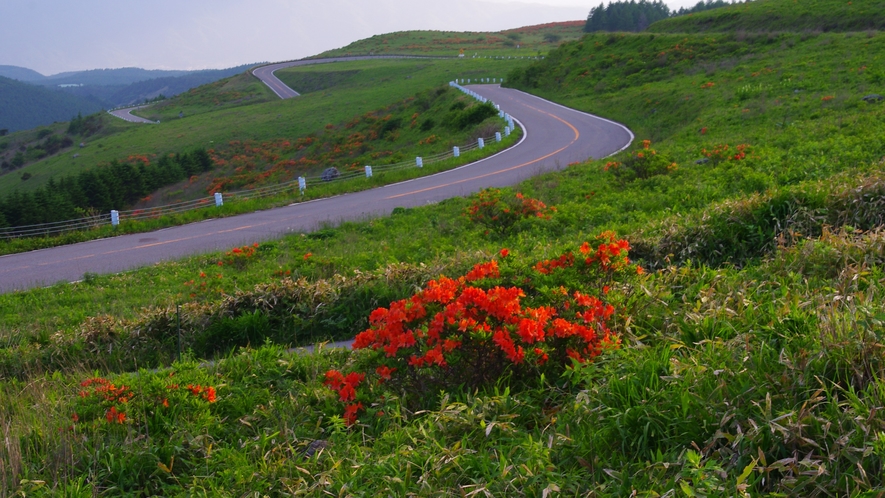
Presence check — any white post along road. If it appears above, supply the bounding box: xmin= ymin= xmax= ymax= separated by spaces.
xmin=0 ymin=57 xmax=633 ymax=294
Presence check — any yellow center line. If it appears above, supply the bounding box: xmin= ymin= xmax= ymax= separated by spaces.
xmin=384 ymin=105 xmax=581 ymax=200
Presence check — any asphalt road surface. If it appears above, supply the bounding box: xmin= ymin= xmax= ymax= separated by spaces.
xmin=1 ymin=83 xmax=632 ymax=294
xmin=108 ymin=106 xmax=157 ymax=124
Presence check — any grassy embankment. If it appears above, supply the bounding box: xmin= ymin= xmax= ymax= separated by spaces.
xmin=3 ymin=3 xmax=885 ymax=494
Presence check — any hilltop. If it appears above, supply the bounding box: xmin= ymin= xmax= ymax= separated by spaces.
xmin=3 ymin=4 xmax=885 ymax=494
xmin=650 ymin=0 xmax=885 ymax=32
xmin=316 ymin=21 xmax=586 ymax=57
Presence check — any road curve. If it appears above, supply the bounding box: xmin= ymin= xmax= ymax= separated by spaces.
xmin=108 ymin=106 xmax=157 ymax=124
xmin=1 ymin=84 xmax=632 ymax=294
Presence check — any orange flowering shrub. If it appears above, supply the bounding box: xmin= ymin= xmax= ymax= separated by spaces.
xmin=324 ymin=232 xmax=642 ymax=425
xmin=71 ymin=372 xmax=218 ymax=432
xmin=605 ymin=139 xmax=677 ymax=182
xmin=465 ymin=188 xmax=556 ymax=235
xmin=702 ymin=143 xmax=750 ymax=164
xmin=221 ymin=242 xmax=259 ymax=269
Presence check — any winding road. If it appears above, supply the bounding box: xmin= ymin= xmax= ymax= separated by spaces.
xmin=108 ymin=106 xmax=157 ymax=124
xmin=0 ymin=59 xmax=633 ymax=294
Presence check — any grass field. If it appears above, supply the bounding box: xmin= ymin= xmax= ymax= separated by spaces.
xmin=3 ymin=2 xmax=885 ymax=494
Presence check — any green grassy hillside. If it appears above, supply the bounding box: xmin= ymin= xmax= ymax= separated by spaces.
xmin=650 ymin=0 xmax=885 ymax=33
xmin=316 ymin=21 xmax=585 ymax=57
xmin=3 ymin=4 xmax=885 ymax=494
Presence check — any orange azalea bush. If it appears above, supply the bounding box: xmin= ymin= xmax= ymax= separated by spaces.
xmin=702 ymin=143 xmax=750 ymax=164
xmin=71 ymin=372 xmax=218 ymax=433
xmin=604 ymin=139 xmax=677 ymax=182
xmin=465 ymin=188 xmax=556 ymax=235
xmin=325 ymin=232 xmax=643 ymax=425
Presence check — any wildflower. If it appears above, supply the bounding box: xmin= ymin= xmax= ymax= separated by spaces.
xmin=323 ymin=370 xmax=345 ymax=391
xmin=499 ymin=248 xmax=509 ymax=258
xmin=105 ymin=407 xmax=126 ymax=424
xmin=375 ymin=365 xmax=395 ymax=383
xmin=304 ymin=253 xmax=312 ymax=260
xmin=343 ymin=402 xmax=364 ymax=425
xmin=338 ymin=383 xmax=356 ymax=402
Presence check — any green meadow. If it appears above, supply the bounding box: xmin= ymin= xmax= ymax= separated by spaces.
xmin=2 ymin=3 xmax=885 ymax=495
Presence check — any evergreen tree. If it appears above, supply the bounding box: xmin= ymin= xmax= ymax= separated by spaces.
xmin=584 ymin=0 xmax=671 ymax=32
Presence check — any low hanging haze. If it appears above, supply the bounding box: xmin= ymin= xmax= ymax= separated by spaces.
xmin=1 ymin=0 xmax=700 ymax=76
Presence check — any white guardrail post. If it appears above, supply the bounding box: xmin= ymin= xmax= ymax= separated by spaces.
xmin=496 ymin=132 xmax=502 ymax=142
xmin=298 ymin=177 xmax=306 ymax=193
xmin=365 ymin=165 xmax=373 ymax=178
xmin=416 ymin=157 xmax=423 ymax=168
xmin=214 ymin=192 xmax=223 ymax=207
xmin=453 ymin=146 xmax=460 ymax=158
xmin=478 ymin=138 xmax=484 ymax=149
xmin=110 ymin=210 xmax=119 ymax=227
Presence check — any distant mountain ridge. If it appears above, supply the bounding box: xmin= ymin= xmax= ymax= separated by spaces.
xmin=0 ymin=63 xmax=258 ymax=132
xmin=0 ymin=65 xmax=46 ymax=82
xmin=0 ymin=64 xmax=256 ymax=88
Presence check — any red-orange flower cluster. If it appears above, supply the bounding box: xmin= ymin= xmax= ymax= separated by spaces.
xmin=702 ymin=143 xmax=750 ymax=163
xmin=105 ymin=406 xmax=126 ymax=424
xmin=465 ymin=189 xmax=556 ymax=234
xmin=186 ymin=384 xmax=217 ymax=403
xmin=323 ymin=237 xmax=642 ymax=427
xmin=323 ymin=370 xmax=365 ymax=425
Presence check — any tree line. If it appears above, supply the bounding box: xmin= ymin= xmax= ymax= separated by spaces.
xmin=584 ymin=0 xmax=738 ymax=33
xmin=0 ymin=149 xmax=212 ymax=229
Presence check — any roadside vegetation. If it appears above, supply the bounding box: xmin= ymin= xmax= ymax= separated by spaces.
xmin=2 ymin=0 xmax=885 ymax=494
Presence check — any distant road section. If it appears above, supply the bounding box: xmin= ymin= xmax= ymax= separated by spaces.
xmin=108 ymin=106 xmax=156 ymax=124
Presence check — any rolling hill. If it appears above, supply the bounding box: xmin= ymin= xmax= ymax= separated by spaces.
xmin=0 ymin=75 xmax=104 ymax=133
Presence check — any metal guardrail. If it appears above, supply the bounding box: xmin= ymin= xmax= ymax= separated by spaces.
xmin=0 ymin=80 xmax=514 ymax=240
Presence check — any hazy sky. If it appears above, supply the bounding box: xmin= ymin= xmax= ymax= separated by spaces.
xmin=0 ymin=0 xmax=703 ymax=75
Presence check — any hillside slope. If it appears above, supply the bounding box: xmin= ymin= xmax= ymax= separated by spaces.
xmin=0 ymin=65 xmax=46 ymax=81
xmin=0 ymin=76 xmax=104 ymax=133
xmin=649 ymin=0 xmax=885 ymax=32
